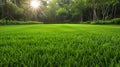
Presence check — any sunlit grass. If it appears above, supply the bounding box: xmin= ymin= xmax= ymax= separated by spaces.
xmin=0 ymin=24 xmax=120 ymax=67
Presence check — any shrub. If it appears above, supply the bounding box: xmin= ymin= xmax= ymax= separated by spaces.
xmin=91 ymin=21 xmax=96 ymax=24
xmin=96 ymin=20 xmax=112 ymax=24
xmin=90 ymin=19 xmax=119 ymax=25
xmin=0 ymin=20 xmax=43 ymax=25
xmin=111 ymin=18 xmax=120 ymax=24
xmin=64 ymin=20 xmax=71 ymax=23
xmin=86 ymin=21 xmax=91 ymax=24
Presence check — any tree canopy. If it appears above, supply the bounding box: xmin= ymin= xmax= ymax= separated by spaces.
xmin=0 ymin=0 xmax=120 ymax=23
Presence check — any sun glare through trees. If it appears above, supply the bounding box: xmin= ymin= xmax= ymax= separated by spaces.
xmin=30 ymin=0 xmax=40 ymax=9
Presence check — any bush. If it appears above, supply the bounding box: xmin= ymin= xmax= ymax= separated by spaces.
xmin=91 ymin=21 xmax=96 ymax=24
xmin=90 ymin=20 xmax=110 ymax=24
xmin=80 ymin=18 xmax=120 ymax=25
xmin=86 ymin=21 xmax=91 ymax=24
xmin=90 ymin=18 xmax=120 ymax=25
xmin=64 ymin=20 xmax=71 ymax=23
xmin=96 ymin=20 xmax=112 ymax=24
xmin=80 ymin=21 xmax=93 ymax=24
xmin=111 ymin=18 xmax=120 ymax=24
xmin=0 ymin=20 xmax=43 ymax=25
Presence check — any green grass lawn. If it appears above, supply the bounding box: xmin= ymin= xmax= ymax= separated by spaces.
xmin=0 ymin=24 xmax=120 ymax=67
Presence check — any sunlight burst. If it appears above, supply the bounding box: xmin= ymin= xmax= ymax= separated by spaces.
xmin=30 ymin=0 xmax=40 ymax=9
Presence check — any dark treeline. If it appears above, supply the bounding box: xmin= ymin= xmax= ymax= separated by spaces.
xmin=0 ymin=0 xmax=120 ymax=24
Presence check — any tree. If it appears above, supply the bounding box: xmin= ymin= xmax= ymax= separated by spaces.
xmin=70 ymin=0 xmax=87 ymax=22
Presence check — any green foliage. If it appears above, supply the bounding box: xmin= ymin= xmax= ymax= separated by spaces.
xmin=94 ymin=20 xmax=111 ymax=24
xmin=111 ymin=18 xmax=120 ymax=24
xmin=6 ymin=2 xmax=24 ymax=20
xmin=90 ymin=18 xmax=120 ymax=24
xmin=0 ymin=24 xmax=120 ymax=66
xmin=56 ymin=8 xmax=67 ymax=16
xmin=0 ymin=3 xmax=4 ymax=18
xmin=0 ymin=0 xmax=120 ymax=23
xmin=82 ymin=21 xmax=91 ymax=24
xmin=0 ymin=20 xmax=43 ymax=25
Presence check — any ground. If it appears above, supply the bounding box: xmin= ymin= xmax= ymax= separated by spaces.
xmin=0 ymin=24 xmax=120 ymax=67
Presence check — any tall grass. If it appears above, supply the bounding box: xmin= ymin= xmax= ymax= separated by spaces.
xmin=0 ymin=24 xmax=120 ymax=67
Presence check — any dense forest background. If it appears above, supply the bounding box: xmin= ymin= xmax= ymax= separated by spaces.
xmin=0 ymin=0 xmax=120 ymax=24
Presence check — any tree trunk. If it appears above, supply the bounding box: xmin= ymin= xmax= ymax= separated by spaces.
xmin=114 ymin=6 xmax=117 ymax=18
xmin=13 ymin=0 xmax=18 ymax=6
xmin=80 ymin=12 xmax=83 ymax=22
xmin=3 ymin=0 xmax=8 ymax=23
xmin=93 ymin=5 xmax=97 ymax=21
